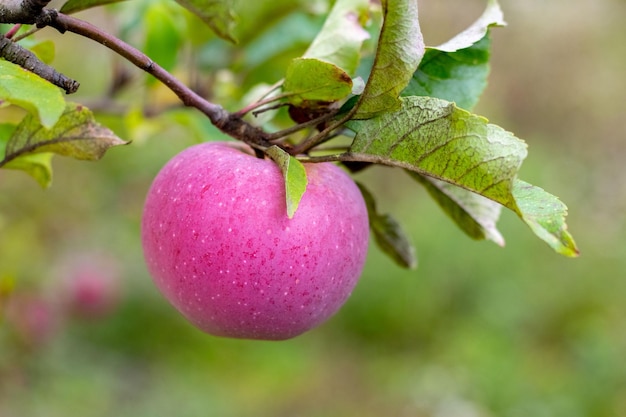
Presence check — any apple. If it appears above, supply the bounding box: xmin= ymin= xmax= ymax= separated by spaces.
xmin=141 ymin=141 xmax=369 ymax=340
xmin=5 ymin=292 xmax=59 ymax=349
xmin=60 ymin=253 xmax=122 ymax=319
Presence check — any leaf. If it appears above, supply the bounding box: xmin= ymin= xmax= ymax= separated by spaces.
xmin=407 ymin=171 xmax=504 ymax=245
xmin=60 ymin=0 xmax=128 ymax=14
xmin=433 ymin=0 xmax=506 ymax=53
xmin=345 ymin=96 xmax=579 ymax=256
xmin=303 ymin=0 xmax=370 ymax=75
xmin=0 ymin=123 xmax=53 ymax=187
xmin=349 ymin=97 xmax=527 ymax=206
xmin=1 ymin=152 xmax=53 ymax=188
xmin=354 ymin=0 xmax=425 ymax=119
xmin=239 ymin=12 xmax=324 ymax=69
xmin=0 ymin=103 xmax=127 ymax=175
xmin=511 ymin=180 xmax=579 ymax=257
xmin=0 ymin=60 xmax=65 ymax=128
xmin=266 ymin=145 xmax=308 ymax=219
xmin=174 ymin=0 xmax=237 ymax=43
xmin=283 ymin=58 xmax=353 ymax=107
xmin=401 ymin=0 xmax=507 ymax=110
xmin=357 ymin=182 xmax=417 ymax=269
xmin=402 ymin=34 xmax=492 ymax=111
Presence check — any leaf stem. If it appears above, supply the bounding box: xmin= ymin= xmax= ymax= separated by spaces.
xmin=265 ymin=109 xmax=340 ymax=142
xmin=290 ymin=106 xmax=357 ymax=155
xmin=234 ymin=96 xmax=286 ymax=117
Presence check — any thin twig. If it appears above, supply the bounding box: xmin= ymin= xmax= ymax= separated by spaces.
xmin=0 ymin=35 xmax=79 ymax=93
xmin=234 ymin=90 xmax=288 ymax=117
xmin=5 ymin=24 xmax=22 ymax=39
xmin=13 ymin=26 xmax=39 ymax=42
xmin=47 ymin=13 xmax=273 ymax=147
xmin=252 ymin=102 xmax=288 ymax=117
xmin=265 ymin=109 xmax=340 ymax=142
xmin=290 ymin=106 xmax=357 ymax=155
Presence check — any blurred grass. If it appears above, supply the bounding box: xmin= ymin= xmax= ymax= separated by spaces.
xmin=1 ymin=0 xmax=626 ymax=416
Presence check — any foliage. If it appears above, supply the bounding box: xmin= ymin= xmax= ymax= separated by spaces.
xmin=0 ymin=0 xmax=579 ymax=264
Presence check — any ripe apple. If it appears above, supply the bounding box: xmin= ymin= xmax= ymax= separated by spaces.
xmin=141 ymin=141 xmax=369 ymax=340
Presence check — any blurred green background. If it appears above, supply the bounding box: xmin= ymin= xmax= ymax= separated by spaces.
xmin=1 ymin=0 xmax=625 ymax=416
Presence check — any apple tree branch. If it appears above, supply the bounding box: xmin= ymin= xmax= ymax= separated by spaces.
xmin=0 ymin=1 xmax=274 ymax=148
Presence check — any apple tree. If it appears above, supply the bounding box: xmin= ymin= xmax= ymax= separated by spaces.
xmin=0 ymin=0 xmax=579 ymax=339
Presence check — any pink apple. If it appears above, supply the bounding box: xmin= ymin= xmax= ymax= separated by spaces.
xmin=60 ymin=254 xmax=122 ymax=319
xmin=141 ymin=141 xmax=369 ymax=340
xmin=5 ymin=292 xmax=59 ymax=349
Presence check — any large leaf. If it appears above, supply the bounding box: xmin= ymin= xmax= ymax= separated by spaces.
xmin=174 ymin=0 xmax=237 ymax=43
xmin=0 ymin=60 xmax=65 ymax=128
xmin=349 ymin=97 xmax=526 ymax=206
xmin=0 ymin=103 xmax=128 ymax=187
xmin=266 ymin=145 xmax=308 ymax=219
xmin=354 ymin=0 xmax=424 ymax=119
xmin=60 ymin=0 xmax=128 ymax=14
xmin=302 ymin=0 xmax=369 ymax=75
xmin=346 ymin=96 xmax=578 ymax=256
xmin=283 ymin=58 xmax=353 ymax=107
xmin=407 ymin=171 xmax=504 ymax=245
xmin=357 ymin=182 xmax=417 ymax=269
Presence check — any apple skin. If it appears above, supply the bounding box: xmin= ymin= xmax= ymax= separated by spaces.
xmin=141 ymin=141 xmax=369 ymax=340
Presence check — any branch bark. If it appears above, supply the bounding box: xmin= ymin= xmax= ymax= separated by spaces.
xmin=0 ymin=35 xmax=79 ymax=93
xmin=1 ymin=1 xmax=80 ymax=93
xmin=0 ymin=0 xmax=51 ymax=24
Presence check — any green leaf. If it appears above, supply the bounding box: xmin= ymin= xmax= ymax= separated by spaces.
xmin=60 ymin=0 xmax=128 ymax=14
xmin=433 ymin=0 xmax=506 ymax=53
xmin=402 ymin=35 xmax=492 ymax=111
xmin=401 ymin=0 xmax=506 ymax=110
xmin=174 ymin=0 xmax=237 ymax=43
xmin=349 ymin=97 xmax=526 ymax=206
xmin=303 ymin=0 xmax=369 ymax=75
xmin=0 ymin=123 xmax=53 ymax=187
xmin=1 ymin=152 xmax=54 ymax=188
xmin=144 ymin=3 xmax=184 ymax=73
xmin=266 ymin=145 xmax=308 ymax=219
xmin=0 ymin=103 xmax=128 ymax=176
xmin=357 ymin=182 xmax=417 ymax=269
xmin=239 ymin=12 xmax=324 ymax=69
xmin=511 ymin=180 xmax=579 ymax=257
xmin=354 ymin=0 xmax=425 ymax=119
xmin=345 ymin=96 xmax=579 ymax=256
xmin=0 ymin=60 xmax=65 ymax=128
xmin=407 ymin=171 xmax=504 ymax=245
xmin=283 ymin=58 xmax=353 ymax=107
